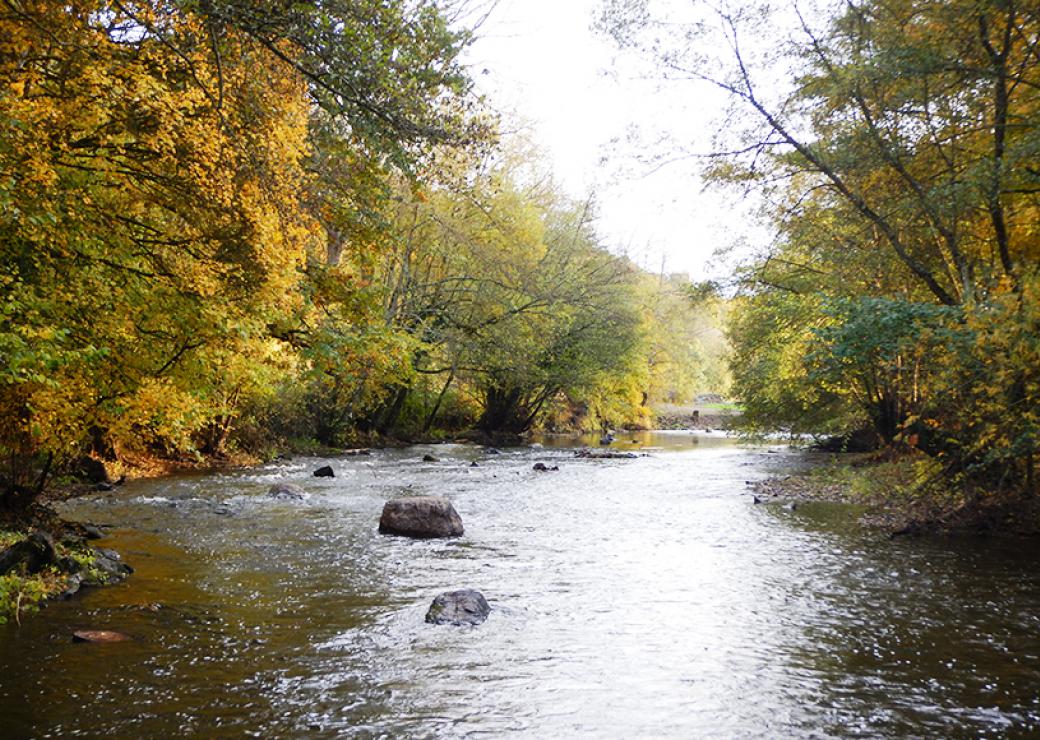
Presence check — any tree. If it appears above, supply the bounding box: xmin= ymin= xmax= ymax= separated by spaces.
xmin=602 ymin=0 xmax=1040 ymax=496
xmin=0 ymin=0 xmax=483 ymax=501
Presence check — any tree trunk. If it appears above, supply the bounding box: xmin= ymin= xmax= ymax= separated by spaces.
xmin=423 ymin=371 xmax=455 ymax=434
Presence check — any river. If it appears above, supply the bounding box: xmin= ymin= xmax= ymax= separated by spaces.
xmin=1 ymin=432 xmax=1039 ymax=737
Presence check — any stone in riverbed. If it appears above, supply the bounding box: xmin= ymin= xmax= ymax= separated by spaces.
xmin=378 ymin=497 xmax=463 ymax=538
xmin=60 ymin=574 xmax=83 ymax=599
xmin=82 ymin=548 xmax=133 ymax=586
xmin=422 ymin=454 xmax=439 ymax=462
xmin=574 ymin=449 xmax=642 ymax=460
xmin=425 ymin=589 xmax=490 ymax=626
xmin=313 ymin=465 xmax=335 ymax=477
xmin=268 ymin=482 xmax=307 ymax=500
xmin=0 ymin=531 xmax=56 ymax=576
xmin=72 ymin=630 xmax=131 ymax=643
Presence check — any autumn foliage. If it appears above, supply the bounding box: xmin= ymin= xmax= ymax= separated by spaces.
xmin=0 ymin=1 xmax=722 ymax=503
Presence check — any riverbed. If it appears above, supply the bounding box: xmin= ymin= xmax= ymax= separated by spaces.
xmin=2 ymin=432 xmax=1039 ymax=736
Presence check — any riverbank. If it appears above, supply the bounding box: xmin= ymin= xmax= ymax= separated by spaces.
xmin=650 ymin=402 xmax=741 ymax=431
xmin=0 ymin=504 xmax=132 ymax=624
xmin=750 ymin=452 xmax=1040 ymax=537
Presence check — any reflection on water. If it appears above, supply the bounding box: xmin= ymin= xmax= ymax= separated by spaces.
xmin=1 ymin=432 xmax=1039 ymax=736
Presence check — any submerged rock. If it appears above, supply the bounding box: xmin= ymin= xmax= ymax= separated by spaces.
xmin=425 ymin=589 xmax=491 ymax=626
xmin=72 ymin=630 xmax=131 ymax=643
xmin=422 ymin=454 xmax=439 ymax=463
xmin=313 ymin=465 xmax=335 ymax=478
xmin=532 ymin=462 xmax=559 ymax=472
xmin=574 ymin=449 xmax=643 ymax=460
xmin=268 ymin=482 xmax=307 ymax=500
xmin=379 ymin=497 xmax=464 ymax=538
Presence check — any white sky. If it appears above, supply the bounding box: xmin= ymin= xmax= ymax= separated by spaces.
xmin=464 ymin=0 xmax=766 ymax=281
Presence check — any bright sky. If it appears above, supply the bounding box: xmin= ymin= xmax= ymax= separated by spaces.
xmin=464 ymin=0 xmax=764 ymax=281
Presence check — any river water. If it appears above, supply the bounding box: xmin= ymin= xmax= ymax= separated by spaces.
xmin=2 ymin=432 xmax=1040 ymax=737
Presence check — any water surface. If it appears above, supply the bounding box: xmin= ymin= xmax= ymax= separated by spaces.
xmin=1 ymin=432 xmax=1039 ymax=737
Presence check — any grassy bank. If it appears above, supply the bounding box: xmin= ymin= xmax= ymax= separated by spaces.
xmin=752 ymin=452 xmax=1040 ymax=537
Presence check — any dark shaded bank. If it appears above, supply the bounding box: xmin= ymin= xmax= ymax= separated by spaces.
xmin=750 ymin=451 xmax=1040 ymax=537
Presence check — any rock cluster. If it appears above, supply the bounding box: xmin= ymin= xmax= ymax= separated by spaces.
xmin=574 ymin=449 xmax=645 ymax=460
xmin=0 ymin=532 xmax=132 ymax=602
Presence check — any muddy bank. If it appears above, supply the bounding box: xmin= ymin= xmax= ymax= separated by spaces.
xmin=750 ymin=457 xmax=1040 ymax=538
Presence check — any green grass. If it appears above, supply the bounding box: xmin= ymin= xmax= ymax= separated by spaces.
xmin=696 ymin=402 xmax=743 ymax=412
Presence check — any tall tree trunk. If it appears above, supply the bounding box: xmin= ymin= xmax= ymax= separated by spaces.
xmin=423 ymin=370 xmax=455 ymax=434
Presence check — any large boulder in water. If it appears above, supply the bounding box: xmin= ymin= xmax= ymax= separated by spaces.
xmin=425 ymin=589 xmax=490 ymax=626
xmin=378 ymin=497 xmax=464 ymax=538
